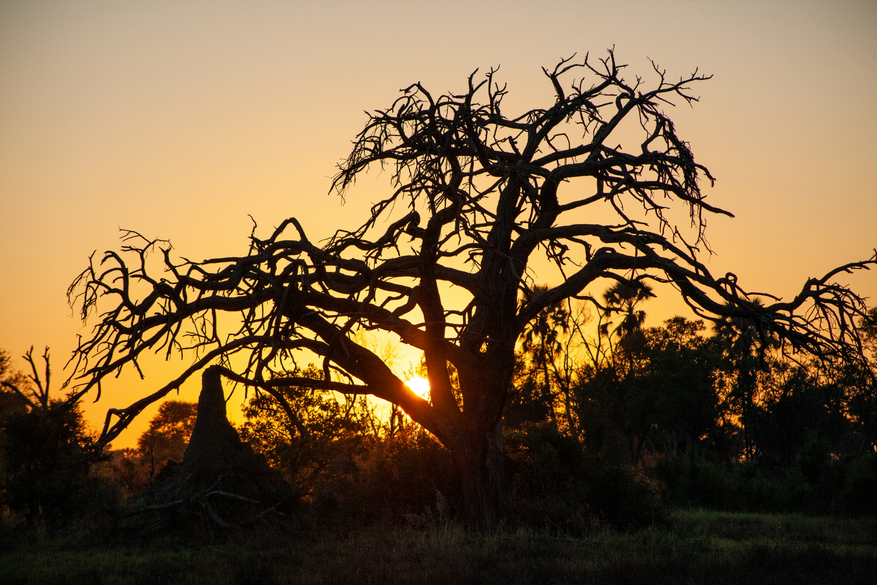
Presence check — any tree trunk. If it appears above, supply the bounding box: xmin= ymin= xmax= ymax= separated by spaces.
xmin=449 ymin=418 xmax=505 ymax=530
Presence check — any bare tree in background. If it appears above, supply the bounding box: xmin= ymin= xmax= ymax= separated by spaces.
xmin=67 ymin=50 xmax=875 ymax=527
xmin=1 ymin=347 xmax=54 ymax=412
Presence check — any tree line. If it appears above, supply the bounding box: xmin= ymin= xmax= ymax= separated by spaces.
xmin=2 ymin=301 xmax=874 ymax=529
xmin=513 ymin=291 xmax=877 ymax=470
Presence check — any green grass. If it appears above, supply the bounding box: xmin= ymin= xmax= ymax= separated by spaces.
xmin=2 ymin=511 xmax=877 ymax=584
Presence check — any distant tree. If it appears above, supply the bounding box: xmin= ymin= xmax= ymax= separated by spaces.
xmin=0 ymin=347 xmax=53 ymax=412
xmin=599 ymin=280 xmax=655 ymax=347
xmin=759 ymin=353 xmax=876 ymax=464
xmin=850 ymin=308 xmax=877 ymax=449
xmin=136 ymin=400 xmax=197 ymax=478
xmin=0 ymin=347 xmax=97 ymax=525
xmin=508 ymin=285 xmax=571 ymax=428
xmin=575 ymin=317 xmax=721 ymax=465
xmin=634 ymin=318 xmax=722 ymax=460
xmin=861 ymin=307 xmax=877 ymax=356
xmin=66 ymin=51 xmax=875 ymax=527
xmin=0 ymin=349 xmax=30 ymax=416
xmin=712 ymin=303 xmax=776 ymax=460
xmin=239 ymin=365 xmax=459 ymax=520
xmin=239 ymin=365 xmax=373 ymax=477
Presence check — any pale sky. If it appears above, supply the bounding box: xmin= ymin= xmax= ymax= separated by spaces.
xmin=1 ymin=0 xmax=875 ymax=447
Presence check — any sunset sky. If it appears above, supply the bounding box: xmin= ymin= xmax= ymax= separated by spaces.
xmin=1 ymin=0 xmax=875 ymax=447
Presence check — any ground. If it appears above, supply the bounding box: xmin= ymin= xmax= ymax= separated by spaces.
xmin=2 ymin=510 xmax=876 ymax=584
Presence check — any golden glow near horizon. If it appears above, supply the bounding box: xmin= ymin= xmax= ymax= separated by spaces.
xmin=405 ymin=376 xmax=431 ymax=400
xmin=1 ymin=1 xmax=875 ymax=448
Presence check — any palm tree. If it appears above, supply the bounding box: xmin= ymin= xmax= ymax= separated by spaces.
xmin=712 ymin=299 xmax=773 ymax=460
xmin=513 ymin=285 xmax=571 ymax=424
xmin=599 ymin=280 xmax=655 ymax=344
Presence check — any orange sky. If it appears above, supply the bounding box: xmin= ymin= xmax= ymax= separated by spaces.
xmin=1 ymin=0 xmax=875 ymax=447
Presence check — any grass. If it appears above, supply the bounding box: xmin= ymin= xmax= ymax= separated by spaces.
xmin=2 ymin=510 xmax=877 ymax=584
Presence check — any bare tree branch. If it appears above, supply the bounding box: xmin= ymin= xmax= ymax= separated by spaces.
xmin=66 ymin=50 xmax=875 ymax=526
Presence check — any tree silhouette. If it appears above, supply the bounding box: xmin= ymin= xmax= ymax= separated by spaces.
xmin=521 ymin=285 xmax=570 ymax=372
xmin=137 ymin=400 xmax=197 ymax=478
xmin=861 ymin=307 xmax=877 ymax=356
xmin=0 ymin=347 xmax=97 ymax=525
xmin=1 ymin=347 xmax=54 ymax=412
xmin=509 ymin=284 xmax=571 ymax=427
xmin=0 ymin=349 xmax=31 ymax=415
xmin=711 ymin=300 xmax=778 ymax=460
xmin=600 ymin=280 xmax=655 ymax=343
xmin=66 ymin=51 xmax=875 ymax=527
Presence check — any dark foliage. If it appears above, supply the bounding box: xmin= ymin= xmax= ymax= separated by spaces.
xmin=574 ymin=317 xmax=725 ymax=465
xmin=0 ymin=403 xmax=112 ymax=525
xmin=840 ymin=453 xmax=877 ymax=516
xmin=238 ymin=367 xmax=460 ymax=524
xmin=308 ymin=427 xmax=459 ymax=525
xmin=0 ymin=347 xmax=121 ymax=527
xmin=137 ymin=400 xmax=197 ymax=478
xmin=505 ymin=422 xmax=664 ymax=530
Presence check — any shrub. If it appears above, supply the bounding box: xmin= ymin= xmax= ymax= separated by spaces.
xmin=306 ymin=426 xmax=459 ymax=525
xmin=0 ymin=404 xmax=116 ymax=526
xmin=584 ymin=464 xmax=665 ymax=528
xmin=652 ymin=455 xmax=737 ymax=510
xmin=841 ymin=453 xmax=877 ymax=517
xmin=505 ymin=422 xmax=664 ymax=531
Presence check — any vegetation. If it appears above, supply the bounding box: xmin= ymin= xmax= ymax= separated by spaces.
xmin=4 ymin=302 xmax=873 ymax=532
xmin=224 ymin=308 xmax=876 ymax=527
xmin=0 ymin=49 xmax=875 ymax=583
xmin=0 ymin=348 xmax=119 ymax=527
xmin=63 ymin=50 xmax=874 ymax=527
xmin=136 ymin=401 xmax=197 ymax=477
xmin=3 ymin=511 xmax=877 ymax=584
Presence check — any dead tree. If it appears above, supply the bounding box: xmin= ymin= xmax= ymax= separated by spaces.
xmin=1 ymin=346 xmax=54 ymax=412
xmin=66 ymin=51 xmax=875 ymax=528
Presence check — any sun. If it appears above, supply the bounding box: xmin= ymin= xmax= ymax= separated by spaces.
xmin=404 ymin=375 xmax=431 ymax=399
